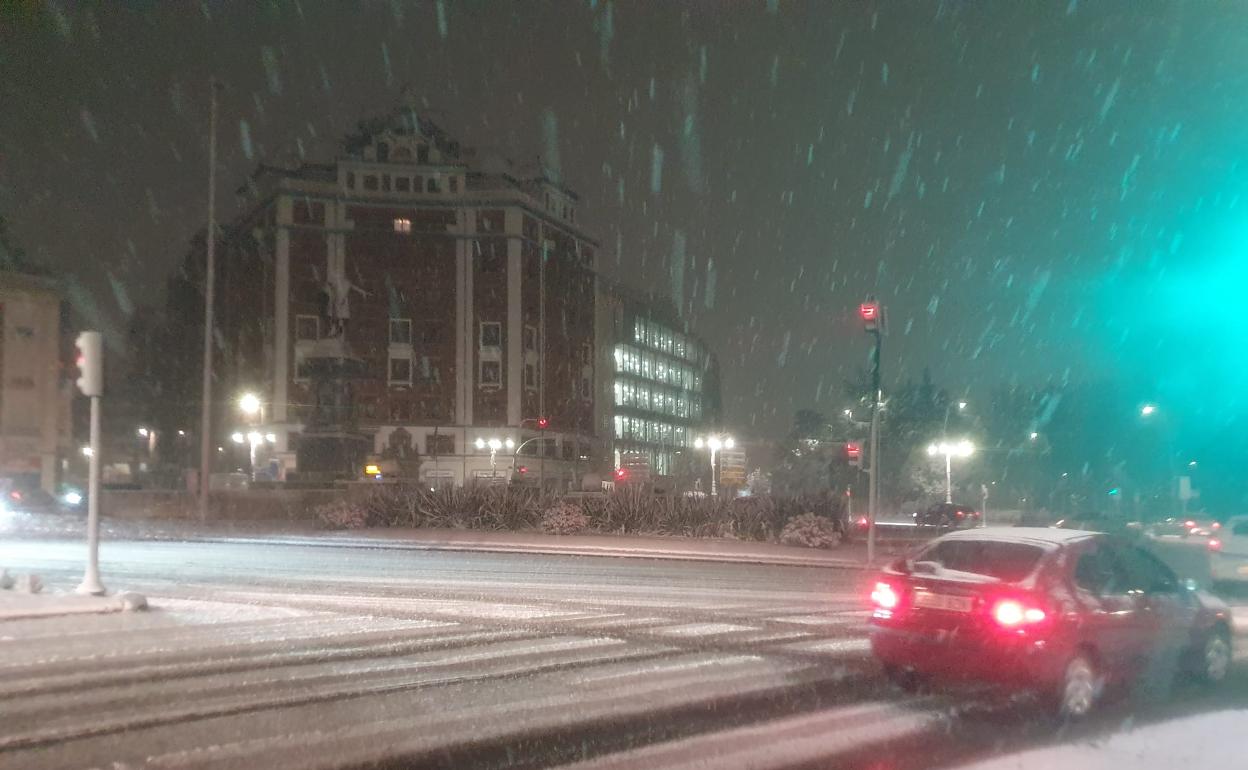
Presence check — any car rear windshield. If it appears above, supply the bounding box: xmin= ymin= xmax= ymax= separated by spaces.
xmin=915 ymin=540 xmax=1045 ymax=582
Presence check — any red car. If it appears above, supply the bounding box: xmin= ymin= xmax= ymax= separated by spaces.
xmin=869 ymin=528 xmax=1232 ymax=717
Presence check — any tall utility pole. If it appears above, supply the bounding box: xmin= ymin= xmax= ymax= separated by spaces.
xmin=859 ymin=300 xmax=883 ymax=566
xmin=539 ymin=241 xmax=547 ymax=491
xmin=198 ymin=79 xmax=220 ymax=521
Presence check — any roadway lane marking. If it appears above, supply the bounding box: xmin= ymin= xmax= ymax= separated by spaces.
xmin=779 ymin=637 xmax=872 ymax=654
xmin=771 ymin=613 xmax=869 ymax=626
xmin=215 ymin=591 xmax=582 ymax=620
xmin=652 ymin=622 xmax=758 ymax=637
xmin=2 ymin=636 xmax=662 ymax=751
xmin=553 ymin=700 xmax=933 ymax=769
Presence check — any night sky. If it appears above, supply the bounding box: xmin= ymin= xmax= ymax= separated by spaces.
xmin=4 ymin=1 xmax=1248 ymax=443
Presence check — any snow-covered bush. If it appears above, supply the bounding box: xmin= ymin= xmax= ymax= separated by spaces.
xmin=779 ymin=513 xmax=842 ymax=549
xmin=316 ymin=499 xmax=369 ymax=530
xmin=541 ymin=501 xmax=590 ymax=535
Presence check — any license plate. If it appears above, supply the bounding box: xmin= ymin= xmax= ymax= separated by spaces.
xmin=914 ymin=592 xmax=973 ymax=612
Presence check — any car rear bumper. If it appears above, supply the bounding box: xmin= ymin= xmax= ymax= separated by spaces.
xmin=870 ymin=622 xmax=1067 ymax=687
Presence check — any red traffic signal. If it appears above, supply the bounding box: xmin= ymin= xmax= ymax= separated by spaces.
xmin=614 ymin=468 xmax=628 ymax=482
xmin=517 ymin=466 xmax=528 ymax=474
xmin=845 ymin=441 xmax=862 ymax=468
xmin=858 ymin=302 xmax=880 ymax=332
xmin=537 ymin=417 xmax=549 ymax=430
xmin=74 ymin=331 xmax=103 ymax=397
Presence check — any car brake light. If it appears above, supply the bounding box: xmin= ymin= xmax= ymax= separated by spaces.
xmin=1212 ymin=522 xmax=1222 ymax=530
xmin=871 ymin=581 xmax=899 ymax=610
xmin=1208 ymin=538 xmax=1222 ymax=552
xmin=992 ymin=599 xmax=1046 ymax=627
xmin=857 ymin=516 xmax=868 ymax=527
xmin=1185 ymin=519 xmax=1196 ymax=528
xmin=956 ymin=511 xmax=965 ymax=518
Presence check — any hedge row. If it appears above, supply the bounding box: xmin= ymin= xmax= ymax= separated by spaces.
xmin=317 ymin=485 xmax=847 ymax=548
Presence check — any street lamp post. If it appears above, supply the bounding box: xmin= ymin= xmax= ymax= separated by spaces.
xmin=859 ymin=299 xmax=883 ymax=566
xmin=694 ymin=434 xmax=734 ymax=497
xmin=474 ymin=436 xmax=515 ymax=481
xmin=237 ymin=392 xmax=264 ymax=480
xmin=927 ymin=440 xmax=975 ymax=504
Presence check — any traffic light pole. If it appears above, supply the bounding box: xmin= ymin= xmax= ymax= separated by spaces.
xmin=866 ymin=328 xmax=881 ymax=567
xmin=76 ymin=394 xmax=105 ymax=595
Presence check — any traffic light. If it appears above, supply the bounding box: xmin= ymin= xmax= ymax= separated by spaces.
xmin=858 ymin=302 xmax=880 ymax=332
xmin=74 ymin=331 xmax=103 ymax=397
xmin=845 ymin=441 xmax=862 ymax=468
xmin=614 ymin=468 xmax=628 ymax=482
xmin=537 ymin=417 xmax=549 ymax=429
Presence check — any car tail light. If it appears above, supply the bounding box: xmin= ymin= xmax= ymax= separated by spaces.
xmin=871 ymin=581 xmax=899 ymax=610
xmin=956 ymin=511 xmax=965 ymax=518
xmin=856 ymin=516 xmax=868 ymax=528
xmin=1212 ymin=522 xmax=1222 ymax=531
xmin=1208 ymin=538 xmax=1222 ymax=552
xmin=1185 ymin=519 xmax=1196 ymax=529
xmin=991 ymin=598 xmax=1046 ymax=628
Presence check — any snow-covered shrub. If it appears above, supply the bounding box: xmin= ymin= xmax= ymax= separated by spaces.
xmin=541 ymin=501 xmax=590 ymax=535
xmin=316 ymin=499 xmax=369 ymax=530
xmin=779 ymin=513 xmax=842 ymax=549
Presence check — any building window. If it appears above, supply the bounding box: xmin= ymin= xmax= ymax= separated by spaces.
xmin=377 ymin=142 xmax=390 ymax=162
xmin=426 ymin=177 xmax=440 ymax=193
xmin=389 ymin=318 xmax=412 ymax=344
xmin=479 ymin=321 xmax=502 ymax=348
xmin=449 ymin=176 xmax=459 ymax=193
xmin=480 ymin=359 xmax=501 ymax=387
xmin=393 ymin=218 xmax=412 ymax=233
xmin=416 ymin=145 xmax=429 ymax=163
xmin=389 ymin=356 xmax=412 ymax=385
xmin=382 ymin=174 xmax=392 ymax=192
xmin=426 ymin=433 xmax=454 ymax=455
xmin=346 ymin=172 xmax=356 ymax=190
xmin=523 ymin=325 xmax=537 ymax=352
xmin=395 ymin=176 xmax=410 ymax=193
xmin=524 ymin=362 xmax=537 ymax=390
xmin=580 ymin=375 xmax=592 ymax=400
xmin=363 ymin=175 xmax=379 ymax=191
xmin=295 ymin=315 xmax=319 ymax=342
xmin=295 ymin=357 xmax=313 ymax=380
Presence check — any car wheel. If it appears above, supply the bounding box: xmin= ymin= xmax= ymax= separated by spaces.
xmin=1197 ymin=628 xmax=1232 ymax=685
xmin=1057 ymin=654 xmax=1098 ymax=719
xmin=883 ymin=664 xmax=925 ymax=694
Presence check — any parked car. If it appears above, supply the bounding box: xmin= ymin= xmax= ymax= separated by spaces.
xmin=914 ymin=502 xmax=981 ymax=528
xmin=869 ymin=527 xmax=1233 ymax=718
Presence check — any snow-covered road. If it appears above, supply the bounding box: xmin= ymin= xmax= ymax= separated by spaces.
xmin=1 ymin=536 xmax=1246 ymax=769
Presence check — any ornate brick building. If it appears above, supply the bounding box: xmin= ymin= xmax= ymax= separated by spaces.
xmin=182 ymin=102 xmax=598 ymax=487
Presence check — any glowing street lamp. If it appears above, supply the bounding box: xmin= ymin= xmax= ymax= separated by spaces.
xmin=694 ymin=434 xmax=735 ymax=496
xmin=474 ymin=436 xmax=515 ymax=476
xmin=1140 ymin=404 xmax=1158 ymax=417
xmin=927 ymin=440 xmax=975 ymax=504
xmin=238 ymin=392 xmax=262 ymax=417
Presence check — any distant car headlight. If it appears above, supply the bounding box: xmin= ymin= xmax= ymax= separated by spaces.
xmin=62 ymin=491 xmax=83 ymax=506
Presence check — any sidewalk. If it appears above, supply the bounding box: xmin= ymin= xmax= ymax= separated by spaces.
xmin=0 ymin=591 xmax=140 ymax=621
xmin=211 ymin=528 xmax=910 ymax=569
